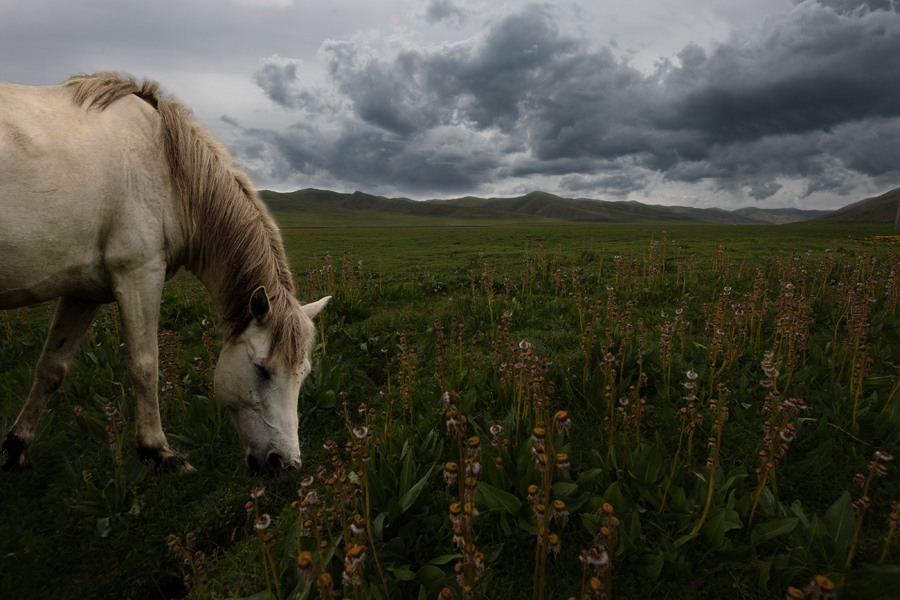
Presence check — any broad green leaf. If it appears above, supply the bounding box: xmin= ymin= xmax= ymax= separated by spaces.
xmin=700 ymin=508 xmax=741 ymax=548
xmin=674 ymin=531 xmax=698 ymax=547
xmin=630 ymin=445 xmax=663 ymax=484
xmin=477 ymin=481 xmax=522 ymax=514
xmin=752 ymin=517 xmax=799 ymax=544
xmin=552 ymin=481 xmax=579 ymax=499
xmin=96 ymin=517 xmax=111 ymax=538
xmin=602 ymin=481 xmax=630 ymax=517
xmin=415 ymin=564 xmax=448 ymax=594
xmin=758 ymin=555 xmax=773 ymax=589
xmin=635 ymin=551 xmax=664 ymax=580
xmin=399 ymin=465 xmax=435 ymax=513
xmin=426 ymin=554 xmax=462 ymax=566
xmin=824 ymin=491 xmax=855 ymax=551
xmin=668 ymin=486 xmax=691 ymax=514
xmin=374 ymin=511 xmax=387 ymax=541
xmin=581 ymin=512 xmax=600 ymax=537
xmin=629 ymin=510 xmax=645 ymax=548
xmin=285 ymin=579 xmax=312 ymax=600
xmin=578 ymin=468 xmax=605 ymax=488
xmin=400 ymin=448 xmax=416 ymax=497
xmin=389 ymin=568 xmax=416 ymax=581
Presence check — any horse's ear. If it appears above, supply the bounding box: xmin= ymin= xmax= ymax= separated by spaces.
xmin=249 ymin=286 xmax=270 ymax=324
xmin=301 ymin=296 xmax=331 ymax=320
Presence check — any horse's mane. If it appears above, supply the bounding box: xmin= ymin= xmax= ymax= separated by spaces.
xmin=64 ymin=72 xmax=309 ymax=365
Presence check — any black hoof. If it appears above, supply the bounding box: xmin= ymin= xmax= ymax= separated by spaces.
xmin=1 ymin=434 xmax=31 ymax=471
xmin=137 ymin=446 xmax=194 ymax=474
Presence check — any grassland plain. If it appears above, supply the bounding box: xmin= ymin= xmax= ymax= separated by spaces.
xmin=1 ymin=218 xmax=900 ymax=600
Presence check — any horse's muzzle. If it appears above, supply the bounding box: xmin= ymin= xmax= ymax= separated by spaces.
xmin=247 ymin=450 xmax=301 ymax=476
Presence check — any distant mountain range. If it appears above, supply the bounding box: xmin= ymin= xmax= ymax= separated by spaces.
xmin=259 ymin=187 xmax=900 ymax=225
xmin=811 ymin=187 xmax=900 ymax=224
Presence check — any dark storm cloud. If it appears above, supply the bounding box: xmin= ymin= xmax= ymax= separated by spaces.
xmin=420 ymin=0 xmax=468 ymax=26
xmin=244 ymin=1 xmax=900 ymax=200
xmin=800 ymin=0 xmax=896 ymax=14
xmin=253 ymin=57 xmax=304 ymax=110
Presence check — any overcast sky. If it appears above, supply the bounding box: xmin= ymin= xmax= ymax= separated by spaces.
xmin=2 ymin=0 xmax=899 ymax=209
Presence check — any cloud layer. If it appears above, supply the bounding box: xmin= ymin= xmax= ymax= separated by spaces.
xmin=238 ymin=0 xmax=900 ymax=206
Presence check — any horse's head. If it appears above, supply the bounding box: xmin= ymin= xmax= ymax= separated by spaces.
xmin=214 ymin=287 xmax=330 ymax=475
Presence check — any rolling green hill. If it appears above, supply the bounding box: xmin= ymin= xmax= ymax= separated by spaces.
xmin=813 ymin=187 xmax=900 ymax=224
xmin=257 ymin=187 xmax=900 ymax=227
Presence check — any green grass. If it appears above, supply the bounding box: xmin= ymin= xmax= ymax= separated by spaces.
xmin=2 ymin=220 xmax=900 ymax=600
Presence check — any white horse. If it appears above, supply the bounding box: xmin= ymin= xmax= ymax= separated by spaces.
xmin=0 ymin=73 xmax=329 ymax=474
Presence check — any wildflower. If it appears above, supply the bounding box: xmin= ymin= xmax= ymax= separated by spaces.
xmin=804 ymin=575 xmax=836 ymax=600
xmin=785 ymin=587 xmax=804 ymax=600
xmin=251 ymin=486 xmax=266 ymax=500
xmin=852 ymin=496 xmax=871 ymax=514
xmin=296 ymin=551 xmax=315 ymax=579
xmin=552 ymin=499 xmax=568 ymax=522
xmin=445 ymin=411 xmax=461 ymax=435
xmin=343 ymin=543 xmax=367 ymax=584
xmin=581 ymin=545 xmax=610 ymax=571
xmin=349 ymin=515 xmax=367 ymax=536
xmin=556 ymin=453 xmax=571 ymax=474
xmin=779 ymin=425 xmax=796 ymax=443
xmin=316 ymin=572 xmax=333 ymax=598
xmin=449 ymin=503 xmax=464 ymax=527
xmin=888 ymin=509 xmax=900 ymax=528
xmin=548 ymin=533 xmax=561 ymax=558
xmin=490 ymin=423 xmax=504 ymax=437
xmin=554 ymin=411 xmax=572 ymax=436
xmin=299 ymin=474 xmax=314 ymax=489
xmin=444 ymin=462 xmax=459 ymax=486
xmin=531 ymin=427 xmax=546 ymax=446
xmin=254 ymin=514 xmax=271 ymax=531
xmin=466 ymin=436 xmax=481 ymax=457
xmin=261 ymin=532 xmax=275 ymax=551
xmin=73 ymin=405 xmax=85 ymax=418
xmin=352 ymin=426 xmax=372 ymax=440
xmin=533 ymin=504 xmax=546 ymax=526
xmin=527 ymin=485 xmax=540 ymax=505
xmin=875 ymin=450 xmax=894 ymax=462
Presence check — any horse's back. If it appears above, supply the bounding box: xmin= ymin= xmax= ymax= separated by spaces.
xmin=0 ymin=81 xmax=154 ymax=187
xmin=0 ymin=81 xmax=170 ymax=309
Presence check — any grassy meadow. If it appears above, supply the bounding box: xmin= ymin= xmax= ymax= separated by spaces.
xmin=2 ymin=217 xmax=900 ymax=600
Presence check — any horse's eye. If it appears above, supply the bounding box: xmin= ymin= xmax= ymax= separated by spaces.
xmin=255 ymin=363 xmax=271 ymax=381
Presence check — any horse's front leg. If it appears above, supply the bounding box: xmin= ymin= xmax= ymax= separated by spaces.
xmin=2 ymin=297 xmax=101 ymax=470
xmin=112 ymin=268 xmax=193 ymax=474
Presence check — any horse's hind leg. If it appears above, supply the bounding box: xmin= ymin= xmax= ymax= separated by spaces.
xmin=2 ymin=297 xmax=100 ymax=470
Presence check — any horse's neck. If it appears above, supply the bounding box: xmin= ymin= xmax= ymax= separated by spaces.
xmin=185 ymin=207 xmax=285 ymax=329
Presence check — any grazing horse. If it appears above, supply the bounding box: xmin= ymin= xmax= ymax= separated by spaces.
xmin=0 ymin=73 xmax=329 ymax=474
